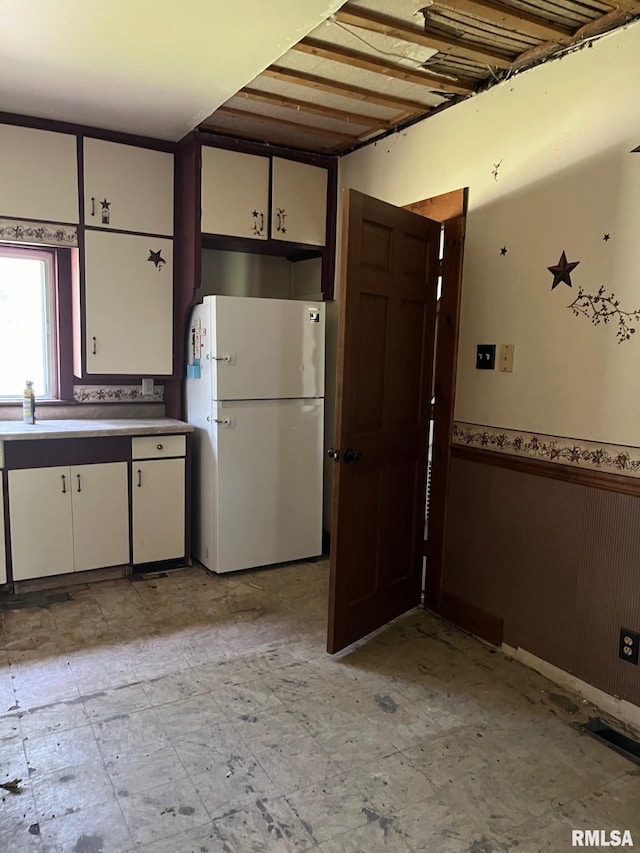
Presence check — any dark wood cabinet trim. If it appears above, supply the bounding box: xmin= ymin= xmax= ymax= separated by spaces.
xmin=452 ymin=444 xmax=640 ymax=497
xmin=4 ymin=437 xmax=132 ymax=470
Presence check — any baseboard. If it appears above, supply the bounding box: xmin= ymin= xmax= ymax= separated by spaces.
xmin=438 ymin=592 xmax=504 ymax=646
xmin=503 ymin=643 xmax=640 ymax=735
xmin=13 ymin=563 xmax=129 ymax=594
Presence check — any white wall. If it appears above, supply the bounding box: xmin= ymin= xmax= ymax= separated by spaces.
xmin=338 ymin=21 xmax=640 ymax=447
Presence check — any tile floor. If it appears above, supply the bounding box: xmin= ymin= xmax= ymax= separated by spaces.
xmin=0 ymin=560 xmax=639 ymax=852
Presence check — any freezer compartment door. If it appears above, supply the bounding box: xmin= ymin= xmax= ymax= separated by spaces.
xmin=208 ymin=295 xmax=325 ymax=400
xmin=213 ymin=399 xmax=323 ymax=573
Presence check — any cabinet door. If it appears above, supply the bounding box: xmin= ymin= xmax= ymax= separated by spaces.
xmin=9 ymin=467 xmax=74 ymax=580
xmin=201 ymin=147 xmax=269 ymax=240
xmin=132 ymin=458 xmax=185 ymax=564
xmin=0 ymin=124 xmax=79 ymax=223
xmin=83 ymin=138 xmax=174 ymax=236
xmin=271 ymin=158 xmax=327 ymax=246
xmin=84 ymin=230 xmax=173 ymax=375
xmin=71 ymin=463 xmax=129 ymax=572
xmin=0 ymin=479 xmax=6 ymax=585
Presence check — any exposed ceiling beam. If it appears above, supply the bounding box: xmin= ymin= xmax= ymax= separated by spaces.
xmin=262 ymin=66 xmax=434 ymax=115
xmin=513 ymin=7 xmax=633 ymax=68
xmin=234 ymin=88 xmax=388 ymax=131
xmin=211 ymin=106 xmax=361 ymax=142
xmin=603 ymin=0 xmax=640 ymax=11
xmin=428 ymin=0 xmax=574 ymax=44
xmin=293 ymin=38 xmax=473 ymax=94
xmin=335 ymin=5 xmax=513 ymax=69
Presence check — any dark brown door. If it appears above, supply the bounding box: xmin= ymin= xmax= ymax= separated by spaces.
xmin=327 ymin=190 xmax=440 ymax=654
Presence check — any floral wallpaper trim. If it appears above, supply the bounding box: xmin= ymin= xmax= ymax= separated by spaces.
xmin=73 ymin=385 xmax=164 ymax=403
xmin=0 ymin=218 xmax=78 ymax=247
xmin=453 ymin=422 xmax=640 ymax=478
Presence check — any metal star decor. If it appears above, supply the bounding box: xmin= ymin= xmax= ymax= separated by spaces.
xmin=500 ymin=246 xmax=508 ymax=256
xmin=100 ymin=198 xmax=110 ymax=211
xmin=603 ymin=234 xmax=610 ymax=242
xmin=147 ymin=249 xmax=166 ymax=270
xmin=547 ymin=251 xmax=580 ymax=290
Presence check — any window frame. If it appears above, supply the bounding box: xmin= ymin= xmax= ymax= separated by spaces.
xmin=0 ymin=243 xmax=74 ymax=403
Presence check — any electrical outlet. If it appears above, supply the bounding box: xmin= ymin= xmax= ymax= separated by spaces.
xmin=619 ymin=627 xmax=639 ymax=664
xmin=476 ymin=344 xmax=496 ymax=370
xmin=141 ymin=378 xmax=154 ymax=397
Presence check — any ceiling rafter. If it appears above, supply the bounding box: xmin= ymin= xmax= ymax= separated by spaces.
xmin=234 ymin=88 xmax=389 ymax=131
xmin=293 ymin=37 xmax=473 ymax=93
xmin=211 ymin=106 xmax=361 ymax=143
xmin=262 ymin=66 xmax=434 ymax=115
xmin=335 ymin=4 xmax=514 ymax=68
xmin=427 ymin=0 xmax=574 ymax=43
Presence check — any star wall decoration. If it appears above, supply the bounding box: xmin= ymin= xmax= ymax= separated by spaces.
xmin=100 ymin=199 xmax=110 ymax=211
xmin=547 ymin=251 xmax=579 ymax=290
xmin=603 ymin=234 xmax=610 ymax=242
xmin=147 ymin=249 xmax=166 ymax=270
xmin=631 ymin=145 xmax=640 ymax=153
xmin=500 ymin=246 xmax=508 ymax=256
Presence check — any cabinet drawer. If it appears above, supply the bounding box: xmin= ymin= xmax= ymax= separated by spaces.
xmin=132 ymin=435 xmax=186 ymax=459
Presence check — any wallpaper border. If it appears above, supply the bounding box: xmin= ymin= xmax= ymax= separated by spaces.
xmin=0 ymin=218 xmax=78 ymax=247
xmin=453 ymin=422 xmax=640 ymax=478
xmin=73 ymin=385 xmax=164 ymax=404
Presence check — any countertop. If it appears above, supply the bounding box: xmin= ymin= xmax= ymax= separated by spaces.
xmin=0 ymin=418 xmax=194 ymax=441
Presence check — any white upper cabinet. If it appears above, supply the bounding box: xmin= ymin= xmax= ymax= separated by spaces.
xmin=271 ymin=157 xmax=327 ymax=246
xmin=84 ymin=230 xmax=173 ymax=375
xmin=83 ymin=138 xmax=174 ymax=236
xmin=201 ymin=146 xmax=269 ymax=240
xmin=0 ymin=124 xmax=79 ymax=223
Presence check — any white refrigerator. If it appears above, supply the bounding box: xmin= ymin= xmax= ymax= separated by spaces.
xmin=185 ymin=295 xmax=325 ymax=574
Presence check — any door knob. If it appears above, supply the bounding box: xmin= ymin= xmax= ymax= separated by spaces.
xmin=327 ymin=448 xmax=340 ymax=461
xmin=343 ymin=448 xmax=362 ymax=462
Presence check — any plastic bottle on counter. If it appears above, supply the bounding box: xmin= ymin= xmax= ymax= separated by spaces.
xmin=22 ymin=380 xmax=36 ymax=425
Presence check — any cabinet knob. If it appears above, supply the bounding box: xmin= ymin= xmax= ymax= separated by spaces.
xmin=156 ymin=443 xmax=163 ymax=450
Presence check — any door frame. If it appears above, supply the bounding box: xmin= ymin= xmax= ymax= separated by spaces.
xmin=404 ymin=188 xmax=468 ymax=612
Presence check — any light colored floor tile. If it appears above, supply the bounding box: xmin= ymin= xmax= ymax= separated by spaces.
xmin=92 ymin=707 xmax=167 ymax=760
xmin=153 ymin=692 xmax=227 ymax=736
xmin=39 ymin=799 xmax=134 ymax=853
xmin=213 ymin=796 xmax=315 ymax=852
xmin=170 ymin=721 xmax=255 ymax=777
xmin=191 ymin=755 xmax=279 ymax=820
xmin=23 ymin=726 xmax=102 ymax=776
xmin=254 ymin=734 xmax=340 ymax=795
xmin=19 ymin=699 xmax=89 ymax=739
xmin=319 ymin=817 xmax=415 ymax=853
xmin=105 ymin=741 xmax=187 ymax=798
xmin=135 ymin=821 xmax=221 ymax=853
xmin=83 ymin=683 xmax=150 ymax=722
xmin=117 ymin=777 xmax=210 ymax=846
xmin=31 ymin=759 xmax=115 ymax=822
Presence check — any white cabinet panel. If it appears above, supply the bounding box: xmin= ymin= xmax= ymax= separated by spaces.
xmin=0 ymin=124 xmax=79 ymax=223
xmin=83 ymin=138 xmax=174 ymax=236
xmin=71 ymin=463 xmax=129 ymax=572
xmin=84 ymin=230 xmax=173 ymax=375
xmin=133 ymin=458 xmax=185 ymax=564
xmin=9 ymin=467 xmax=74 ymax=580
xmin=271 ymin=158 xmax=327 ymax=246
xmin=0 ymin=479 xmax=6 ymax=585
xmin=201 ymin=147 xmax=269 ymax=240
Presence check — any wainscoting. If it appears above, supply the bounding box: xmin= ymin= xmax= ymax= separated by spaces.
xmin=443 ymin=452 xmax=640 ymax=707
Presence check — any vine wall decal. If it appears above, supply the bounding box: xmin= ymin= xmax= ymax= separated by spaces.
xmin=568 ymin=286 xmax=640 ymax=343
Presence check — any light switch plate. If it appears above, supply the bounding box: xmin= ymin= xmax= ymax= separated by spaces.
xmin=499 ymin=344 xmax=515 ymax=372
xmin=141 ymin=378 xmax=154 ymax=396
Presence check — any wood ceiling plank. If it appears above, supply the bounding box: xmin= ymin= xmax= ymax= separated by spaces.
xmin=335 ymin=5 xmax=513 ymax=68
xmin=429 ymin=0 xmax=574 ymax=43
xmin=262 ymin=66 xmax=433 ymax=115
xmin=201 ymin=122 xmax=335 ymax=152
xmin=235 ymin=88 xmax=389 ymax=131
xmin=212 ymin=105 xmax=361 ymax=142
xmin=294 ymin=38 xmax=473 ymax=94
xmin=602 ymin=0 xmax=640 ymax=11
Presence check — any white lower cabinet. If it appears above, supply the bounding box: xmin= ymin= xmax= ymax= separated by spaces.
xmin=9 ymin=463 xmax=129 ymax=581
xmin=0 ymin=478 xmax=7 ymax=585
xmin=132 ymin=458 xmax=185 ymax=564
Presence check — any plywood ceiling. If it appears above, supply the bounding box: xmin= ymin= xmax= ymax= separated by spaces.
xmin=201 ymin=0 xmax=640 ymax=154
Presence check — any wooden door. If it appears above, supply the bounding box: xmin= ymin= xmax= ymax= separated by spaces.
xmin=9 ymin=467 xmax=74 ymax=580
xmin=84 ymin=230 xmax=173 ymax=375
xmin=71 ymin=463 xmax=129 ymax=572
xmin=327 ymin=190 xmax=440 ymax=654
xmin=83 ymin=138 xmax=174 ymax=236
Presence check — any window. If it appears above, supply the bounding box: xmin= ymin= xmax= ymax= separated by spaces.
xmin=0 ymin=246 xmax=58 ymax=399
